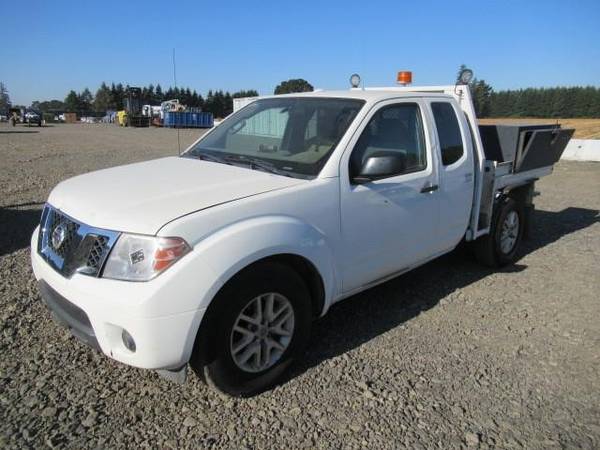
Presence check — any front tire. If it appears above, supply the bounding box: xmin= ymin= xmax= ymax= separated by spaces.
xmin=474 ymin=197 xmax=524 ymax=267
xmin=192 ymin=262 xmax=312 ymax=397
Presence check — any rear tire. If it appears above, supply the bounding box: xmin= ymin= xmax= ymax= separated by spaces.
xmin=191 ymin=261 xmax=312 ymax=397
xmin=474 ymin=197 xmax=524 ymax=267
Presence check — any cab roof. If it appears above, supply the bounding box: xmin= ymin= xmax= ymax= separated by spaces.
xmin=271 ymin=88 xmax=455 ymax=103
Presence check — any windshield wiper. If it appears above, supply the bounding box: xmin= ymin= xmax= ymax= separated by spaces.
xmin=223 ymin=155 xmax=291 ymax=177
xmin=189 ymin=151 xmax=231 ymax=165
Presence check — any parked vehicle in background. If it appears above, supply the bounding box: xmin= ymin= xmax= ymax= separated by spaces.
xmin=25 ymin=111 xmax=42 ymax=126
xmin=31 ymin=70 xmax=573 ymax=396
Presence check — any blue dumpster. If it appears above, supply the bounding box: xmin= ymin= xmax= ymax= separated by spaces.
xmin=164 ymin=111 xmax=214 ymax=128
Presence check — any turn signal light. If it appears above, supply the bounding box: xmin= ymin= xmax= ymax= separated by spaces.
xmin=153 ymin=238 xmax=190 ymax=272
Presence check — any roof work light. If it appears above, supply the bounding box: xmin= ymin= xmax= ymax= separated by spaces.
xmin=458 ymin=68 xmax=474 ymax=85
xmin=350 ymin=73 xmax=361 ymax=88
xmin=397 ymin=71 xmax=412 ymax=86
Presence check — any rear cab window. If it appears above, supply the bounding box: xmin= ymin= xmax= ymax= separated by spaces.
xmin=431 ymin=102 xmax=464 ymax=166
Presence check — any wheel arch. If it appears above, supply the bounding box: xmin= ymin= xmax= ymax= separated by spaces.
xmin=190 ymin=252 xmax=327 ymax=367
xmin=179 ymin=214 xmax=337 ymax=367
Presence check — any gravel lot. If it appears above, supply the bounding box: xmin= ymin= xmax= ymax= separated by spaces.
xmin=1 ymin=123 xmax=599 ymax=449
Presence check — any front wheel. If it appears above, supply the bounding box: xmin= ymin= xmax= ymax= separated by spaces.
xmin=474 ymin=197 xmax=524 ymax=267
xmin=192 ymin=262 xmax=312 ymax=397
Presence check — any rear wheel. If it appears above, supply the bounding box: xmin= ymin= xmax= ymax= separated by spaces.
xmin=192 ymin=262 xmax=312 ymax=397
xmin=474 ymin=197 xmax=524 ymax=267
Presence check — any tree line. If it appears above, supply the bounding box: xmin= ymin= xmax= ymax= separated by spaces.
xmin=10 ymin=80 xmax=311 ymax=118
xmin=457 ymin=65 xmax=600 ymax=118
xmin=4 ymin=74 xmax=600 ymax=119
xmin=488 ymin=87 xmax=600 ymax=118
xmin=57 ymin=83 xmax=260 ymax=118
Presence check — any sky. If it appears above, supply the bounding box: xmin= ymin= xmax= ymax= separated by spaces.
xmin=2 ymin=0 xmax=600 ymax=105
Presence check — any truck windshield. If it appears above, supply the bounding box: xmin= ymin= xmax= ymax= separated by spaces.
xmin=184 ymin=97 xmax=365 ymax=178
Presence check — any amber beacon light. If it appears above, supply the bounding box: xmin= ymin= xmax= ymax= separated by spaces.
xmin=397 ymin=71 xmax=412 ymax=85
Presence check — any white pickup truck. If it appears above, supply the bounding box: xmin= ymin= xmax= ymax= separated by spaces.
xmin=31 ymin=71 xmax=573 ymax=396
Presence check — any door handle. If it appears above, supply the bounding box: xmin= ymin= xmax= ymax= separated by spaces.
xmin=420 ymin=183 xmax=439 ymax=194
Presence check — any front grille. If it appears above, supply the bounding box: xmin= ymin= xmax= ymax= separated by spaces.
xmin=86 ymin=235 xmax=109 ymax=270
xmin=47 ymin=208 xmax=81 ymax=258
xmin=38 ymin=205 xmax=119 ymax=278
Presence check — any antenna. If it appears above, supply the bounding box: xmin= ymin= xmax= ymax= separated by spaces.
xmin=172 ymin=48 xmax=181 ymax=155
xmin=360 ymin=38 xmax=365 ymax=89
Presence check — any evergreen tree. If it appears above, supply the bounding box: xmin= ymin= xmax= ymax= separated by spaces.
xmin=213 ymin=90 xmax=225 ymax=117
xmin=155 ymin=84 xmax=164 ymax=103
xmin=146 ymin=84 xmax=155 ymax=104
xmin=233 ymin=89 xmax=259 ymax=98
xmin=64 ymin=90 xmax=79 ymax=112
xmin=471 ymin=79 xmax=493 ymax=117
xmin=114 ymin=83 xmax=125 ymax=110
xmin=78 ymin=88 xmax=93 ymax=113
xmin=94 ymin=82 xmax=114 ymax=112
xmin=224 ymin=91 xmax=233 ymax=116
xmin=0 ymin=82 xmax=10 ymax=113
xmin=204 ymin=90 xmax=214 ymax=114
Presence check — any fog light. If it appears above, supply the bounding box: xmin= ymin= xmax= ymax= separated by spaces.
xmin=122 ymin=329 xmax=136 ymax=352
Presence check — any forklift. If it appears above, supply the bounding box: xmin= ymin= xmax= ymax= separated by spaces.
xmin=117 ymin=87 xmax=150 ymax=127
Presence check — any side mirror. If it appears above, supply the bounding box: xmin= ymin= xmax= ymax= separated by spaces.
xmin=352 ymin=152 xmax=406 ymax=184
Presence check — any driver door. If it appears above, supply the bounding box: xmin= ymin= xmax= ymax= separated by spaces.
xmin=339 ymin=100 xmax=440 ymax=293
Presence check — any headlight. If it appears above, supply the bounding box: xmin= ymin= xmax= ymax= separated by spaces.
xmin=102 ymin=234 xmax=191 ymax=281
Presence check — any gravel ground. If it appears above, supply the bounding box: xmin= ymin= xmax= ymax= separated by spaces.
xmin=1 ymin=123 xmax=599 ymax=449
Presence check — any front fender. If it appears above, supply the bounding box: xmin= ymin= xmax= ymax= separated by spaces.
xmin=192 ymin=215 xmax=336 ymax=314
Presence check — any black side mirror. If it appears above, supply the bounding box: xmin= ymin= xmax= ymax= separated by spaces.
xmin=352 ymin=152 xmax=406 ymax=184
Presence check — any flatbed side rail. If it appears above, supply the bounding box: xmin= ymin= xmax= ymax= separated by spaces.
xmin=476 ymin=162 xmax=552 ymax=233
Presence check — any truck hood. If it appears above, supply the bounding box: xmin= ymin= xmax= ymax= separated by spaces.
xmin=48 ymin=156 xmax=305 ymax=235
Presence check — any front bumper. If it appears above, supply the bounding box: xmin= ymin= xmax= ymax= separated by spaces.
xmin=31 ymin=227 xmax=216 ymax=370
xmin=39 ymin=280 xmax=100 ymax=350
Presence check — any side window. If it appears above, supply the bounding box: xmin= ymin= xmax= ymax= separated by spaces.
xmin=431 ymin=102 xmax=464 ymax=166
xmin=350 ymin=103 xmax=427 ymax=178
